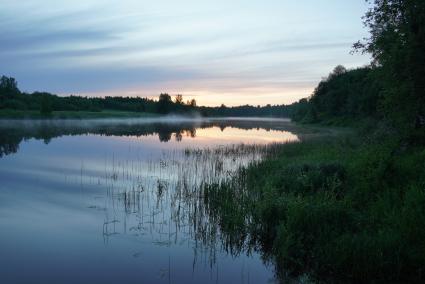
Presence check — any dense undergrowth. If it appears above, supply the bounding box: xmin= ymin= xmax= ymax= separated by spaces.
xmin=204 ymin=131 xmax=425 ymax=283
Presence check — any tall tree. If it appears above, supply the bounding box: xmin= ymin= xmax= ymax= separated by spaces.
xmin=175 ymin=94 xmax=184 ymax=105
xmin=189 ymin=99 xmax=197 ymax=107
xmin=0 ymin=76 xmax=20 ymax=98
xmin=354 ymin=0 xmax=425 ymax=132
xmin=157 ymin=93 xmax=172 ymax=114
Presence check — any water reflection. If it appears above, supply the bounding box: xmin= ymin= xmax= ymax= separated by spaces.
xmin=91 ymin=143 xmax=281 ymax=283
xmin=0 ymin=118 xmax=308 ymax=284
xmin=0 ymin=117 xmax=303 ymax=157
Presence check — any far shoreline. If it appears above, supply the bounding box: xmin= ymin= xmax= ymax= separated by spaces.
xmin=0 ymin=109 xmax=292 ymax=121
xmin=0 ymin=109 xmax=161 ymax=120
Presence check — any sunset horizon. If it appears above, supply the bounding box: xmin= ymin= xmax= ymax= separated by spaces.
xmin=2 ymin=0 xmax=370 ymax=106
xmin=2 ymin=1 xmax=424 ymax=283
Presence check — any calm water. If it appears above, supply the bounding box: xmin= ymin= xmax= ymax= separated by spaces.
xmin=0 ymin=117 xmax=309 ymax=284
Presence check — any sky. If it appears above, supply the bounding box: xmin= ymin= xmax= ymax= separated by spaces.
xmin=0 ymin=0 xmax=371 ymax=106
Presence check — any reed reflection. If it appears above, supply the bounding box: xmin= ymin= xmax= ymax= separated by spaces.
xmin=94 ymin=143 xmax=281 ymax=281
xmin=0 ymin=117 xmax=310 ymax=283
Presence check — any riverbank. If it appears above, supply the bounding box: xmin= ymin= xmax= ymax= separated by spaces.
xmin=204 ymin=130 xmax=425 ymax=283
xmin=0 ymin=109 xmax=160 ymax=119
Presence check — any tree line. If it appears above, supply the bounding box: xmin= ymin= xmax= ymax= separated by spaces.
xmin=291 ymin=0 xmax=425 ymax=143
xmin=0 ymin=77 xmax=292 ymax=117
xmin=289 ymin=65 xmax=382 ymax=123
xmin=2 ymin=0 xmax=424 ymax=137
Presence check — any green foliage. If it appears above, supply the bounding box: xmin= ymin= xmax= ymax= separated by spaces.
xmin=202 ymin=4 xmax=425 ymax=280
xmin=0 ymin=76 xmax=20 ymax=109
xmin=0 ymin=75 xmax=19 ymax=96
xmin=291 ymin=0 xmax=425 ymax=141
xmin=291 ymin=66 xmax=382 ymax=124
xmin=157 ymin=93 xmax=172 ymax=114
xmin=40 ymin=96 xmax=53 ymax=115
xmin=0 ymin=109 xmax=160 ymax=119
xmin=3 ymin=99 xmax=27 ymax=110
xmin=204 ymin=135 xmax=425 ymax=282
xmin=355 ymin=0 xmax=425 ymax=133
xmin=0 ymin=76 xmax=294 ymax=118
xmin=199 ymin=103 xmax=292 ymax=117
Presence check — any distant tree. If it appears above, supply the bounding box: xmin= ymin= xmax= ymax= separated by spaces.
xmin=0 ymin=74 xmax=296 ymax=118
xmin=175 ymin=94 xmax=184 ymax=105
xmin=0 ymin=76 xmax=20 ymax=98
xmin=0 ymin=76 xmax=18 ymax=91
xmin=157 ymin=93 xmax=172 ymax=114
xmin=189 ymin=99 xmax=197 ymax=107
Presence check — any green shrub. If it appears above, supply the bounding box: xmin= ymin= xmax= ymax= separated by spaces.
xmin=203 ymin=134 xmax=425 ymax=283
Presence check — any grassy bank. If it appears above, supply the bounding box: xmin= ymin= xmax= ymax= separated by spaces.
xmin=0 ymin=109 xmax=160 ymax=119
xmin=204 ymin=132 xmax=425 ymax=283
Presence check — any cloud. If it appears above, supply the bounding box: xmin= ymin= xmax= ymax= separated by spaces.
xmin=0 ymin=0 xmax=371 ymax=105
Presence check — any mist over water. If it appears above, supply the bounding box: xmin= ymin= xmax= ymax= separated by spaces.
xmin=0 ymin=117 xmax=309 ymax=284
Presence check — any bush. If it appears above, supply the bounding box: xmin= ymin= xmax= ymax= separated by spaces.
xmin=204 ymin=134 xmax=425 ymax=283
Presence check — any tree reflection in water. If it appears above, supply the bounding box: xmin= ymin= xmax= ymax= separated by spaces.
xmin=0 ymin=118 xmax=308 ymax=282
xmin=0 ymin=118 xmax=303 ymax=157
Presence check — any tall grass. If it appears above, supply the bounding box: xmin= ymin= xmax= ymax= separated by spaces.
xmin=75 ymin=129 xmax=425 ymax=283
xmin=79 ymin=142 xmax=275 ymax=276
xmin=202 ymin=134 xmax=425 ymax=283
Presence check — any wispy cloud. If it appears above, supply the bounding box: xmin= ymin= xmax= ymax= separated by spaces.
xmin=1 ymin=0 xmax=370 ymax=105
